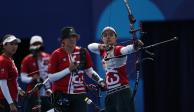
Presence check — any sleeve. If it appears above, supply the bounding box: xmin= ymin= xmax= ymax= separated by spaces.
xmin=114 ymin=46 xmax=123 ymax=56
xmin=87 ymin=43 xmax=100 ymax=54
xmin=0 ymin=68 xmax=8 ymax=79
xmin=120 ymin=45 xmax=135 ymax=55
xmin=0 ymin=80 xmax=13 ymax=104
xmin=85 ymin=49 xmax=94 ymax=69
xmin=47 ymin=50 xmax=71 ymax=82
xmin=0 ymin=60 xmax=8 ymax=79
xmin=48 ymin=68 xmax=70 ymax=82
xmin=20 ymin=73 xmax=32 ymax=83
xmin=20 ymin=57 xmax=33 ymax=83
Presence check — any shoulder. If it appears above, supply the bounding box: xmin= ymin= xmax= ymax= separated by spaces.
xmin=114 ymin=45 xmax=124 ymax=55
xmin=50 ymin=48 xmax=66 ymax=60
xmin=51 ymin=48 xmax=63 ymax=55
xmin=0 ymin=55 xmax=12 ymax=68
xmin=114 ymin=45 xmax=124 ymax=49
xmin=0 ymin=55 xmax=9 ymax=63
xmin=22 ymin=54 xmax=33 ymax=62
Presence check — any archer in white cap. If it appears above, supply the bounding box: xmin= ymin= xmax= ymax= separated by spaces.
xmin=20 ymin=35 xmax=52 ymax=112
xmin=88 ymin=26 xmax=144 ymax=112
xmin=30 ymin=35 xmax=43 ymax=45
xmin=29 ymin=35 xmax=44 ymax=52
xmin=2 ymin=34 xmax=21 ymax=46
xmin=101 ymin=26 xmax=117 ymax=37
xmin=0 ymin=34 xmax=24 ymax=112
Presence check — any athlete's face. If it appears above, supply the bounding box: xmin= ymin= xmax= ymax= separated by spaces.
xmin=3 ymin=40 xmax=19 ymax=56
xmin=62 ymin=35 xmax=78 ymax=48
xmin=102 ymin=30 xmax=117 ymax=45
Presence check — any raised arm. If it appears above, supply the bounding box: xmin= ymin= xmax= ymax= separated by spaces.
xmin=88 ymin=43 xmax=100 ymax=54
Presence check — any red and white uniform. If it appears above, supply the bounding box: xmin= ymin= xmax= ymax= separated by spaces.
xmin=88 ymin=43 xmax=135 ymax=90
xmin=48 ymin=46 xmax=93 ymax=94
xmin=21 ymin=52 xmax=50 ymax=95
xmin=0 ymin=55 xmax=18 ymax=101
xmin=100 ymin=46 xmax=129 ymax=90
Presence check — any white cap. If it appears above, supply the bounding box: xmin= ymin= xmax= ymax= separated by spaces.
xmin=30 ymin=35 xmax=43 ymax=45
xmin=101 ymin=26 xmax=117 ymax=36
xmin=3 ymin=35 xmax=21 ymax=45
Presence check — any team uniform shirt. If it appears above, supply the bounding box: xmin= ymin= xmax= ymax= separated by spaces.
xmin=21 ymin=52 xmax=50 ymax=96
xmin=48 ymin=46 xmax=93 ymax=94
xmin=0 ymin=55 xmax=18 ymax=101
xmin=99 ymin=45 xmax=131 ymax=90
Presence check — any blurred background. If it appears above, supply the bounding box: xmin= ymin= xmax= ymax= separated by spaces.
xmin=0 ymin=0 xmax=193 ymax=112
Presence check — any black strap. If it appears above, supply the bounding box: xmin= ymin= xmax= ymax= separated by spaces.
xmin=78 ymin=48 xmax=87 ymax=70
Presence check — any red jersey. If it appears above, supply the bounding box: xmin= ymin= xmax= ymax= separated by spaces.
xmin=100 ymin=46 xmax=129 ymax=90
xmin=20 ymin=52 xmax=50 ymax=92
xmin=0 ymin=55 xmax=18 ymax=101
xmin=48 ymin=46 xmax=93 ymax=94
